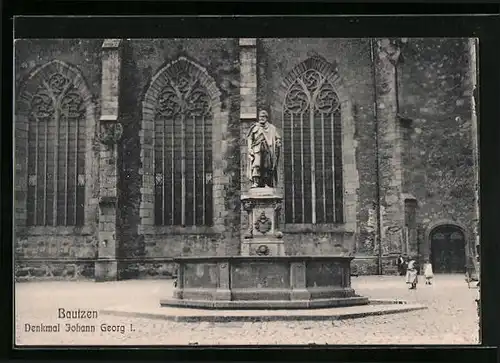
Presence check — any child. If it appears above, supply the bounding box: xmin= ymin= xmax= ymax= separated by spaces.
xmin=423 ymin=260 xmax=434 ymax=285
xmin=406 ymin=257 xmax=418 ymax=289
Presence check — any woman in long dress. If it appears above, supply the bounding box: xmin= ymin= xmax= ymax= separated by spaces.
xmin=405 ymin=257 xmax=418 ymax=290
xmin=423 ymin=260 xmax=434 ymax=285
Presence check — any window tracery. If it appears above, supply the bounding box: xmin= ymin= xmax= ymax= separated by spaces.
xmin=283 ymin=68 xmax=343 ymax=224
xmin=153 ymin=67 xmax=213 ymax=226
xmin=26 ymin=70 xmax=86 ymax=226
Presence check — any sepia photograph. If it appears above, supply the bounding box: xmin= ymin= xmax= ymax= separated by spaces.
xmin=14 ymin=36 xmax=481 ymax=345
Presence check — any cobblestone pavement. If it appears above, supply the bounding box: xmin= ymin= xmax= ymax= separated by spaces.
xmin=15 ymin=274 xmax=479 ymax=345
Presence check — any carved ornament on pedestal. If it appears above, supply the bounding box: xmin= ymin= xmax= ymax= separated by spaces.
xmin=256 ymin=245 xmax=270 ymax=256
xmin=254 ymin=212 xmax=272 ymax=234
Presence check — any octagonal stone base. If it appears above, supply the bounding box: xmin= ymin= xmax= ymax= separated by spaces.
xmin=161 ymin=256 xmax=369 ymax=309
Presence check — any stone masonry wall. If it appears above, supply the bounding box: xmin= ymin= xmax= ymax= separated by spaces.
xmin=122 ymin=39 xmax=240 ymax=278
xmin=13 ymin=38 xmax=478 ymax=280
xmin=258 ymin=38 xmax=378 ymax=260
xmin=397 ymin=38 xmax=478 ymax=262
xmin=14 ymin=39 xmax=102 ymax=280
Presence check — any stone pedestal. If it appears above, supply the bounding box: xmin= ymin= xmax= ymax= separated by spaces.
xmin=241 ymin=187 xmax=284 ymax=257
xmin=161 ymin=255 xmax=369 ymax=309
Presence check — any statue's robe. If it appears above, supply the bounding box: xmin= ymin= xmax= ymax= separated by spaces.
xmin=246 ymin=122 xmax=281 ymax=187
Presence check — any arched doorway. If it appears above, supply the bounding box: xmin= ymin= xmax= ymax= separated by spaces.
xmin=430 ymin=224 xmax=466 ymax=273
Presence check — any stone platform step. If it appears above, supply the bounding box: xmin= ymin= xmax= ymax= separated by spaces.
xmin=100 ymin=301 xmax=426 ymax=322
xmin=160 ymin=296 xmax=370 ymax=309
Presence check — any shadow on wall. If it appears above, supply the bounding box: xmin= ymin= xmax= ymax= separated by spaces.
xmin=117 ymin=40 xmax=145 ymax=270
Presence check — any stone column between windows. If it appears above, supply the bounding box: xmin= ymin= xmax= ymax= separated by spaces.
xmin=95 ymin=39 xmax=123 ymax=282
xmin=374 ymin=38 xmax=405 ymax=262
xmin=240 ymin=38 xmax=258 ymax=120
xmin=239 ymin=38 xmax=258 ymax=249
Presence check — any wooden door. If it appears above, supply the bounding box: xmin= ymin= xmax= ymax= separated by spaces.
xmin=430 ymin=225 xmax=466 ymax=273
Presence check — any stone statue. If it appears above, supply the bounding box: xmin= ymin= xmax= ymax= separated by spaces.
xmin=246 ymin=110 xmax=281 ymax=188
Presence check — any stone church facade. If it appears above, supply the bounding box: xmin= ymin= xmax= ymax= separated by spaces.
xmin=14 ymin=38 xmax=479 ymax=281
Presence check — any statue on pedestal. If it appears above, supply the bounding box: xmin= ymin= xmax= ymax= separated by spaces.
xmin=246 ymin=110 xmax=281 ymax=188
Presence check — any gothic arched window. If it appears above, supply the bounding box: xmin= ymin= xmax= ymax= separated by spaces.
xmin=283 ymin=68 xmax=343 ymax=224
xmin=25 ymin=68 xmax=87 ymax=226
xmin=152 ymin=64 xmax=213 ymax=227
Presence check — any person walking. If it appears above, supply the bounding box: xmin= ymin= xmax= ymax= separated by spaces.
xmin=397 ymin=255 xmax=406 ymax=276
xmin=405 ymin=256 xmax=418 ymax=290
xmin=423 ymin=259 xmax=434 ymax=285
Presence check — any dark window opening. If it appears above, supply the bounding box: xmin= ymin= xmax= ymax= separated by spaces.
xmin=283 ymin=69 xmax=343 ymax=224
